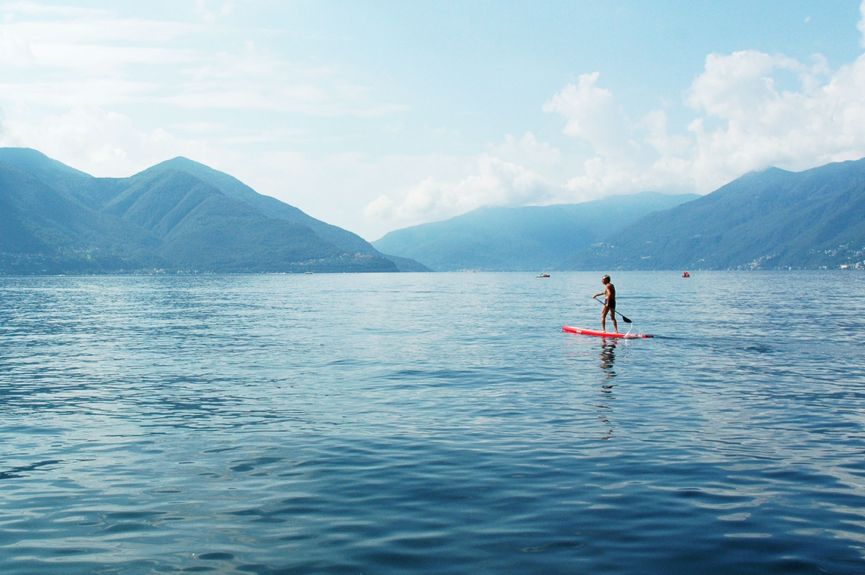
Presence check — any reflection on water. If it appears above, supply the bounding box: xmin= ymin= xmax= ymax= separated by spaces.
xmin=599 ymin=338 xmax=617 ymax=378
xmin=597 ymin=339 xmax=617 ymax=440
xmin=2 ymin=272 xmax=865 ymax=575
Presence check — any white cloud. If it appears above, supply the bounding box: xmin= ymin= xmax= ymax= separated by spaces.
xmin=28 ymin=41 xmax=198 ymax=73
xmin=0 ymin=24 xmax=34 ymax=66
xmin=0 ymin=106 xmax=214 ymax=176
xmin=859 ymin=0 xmax=865 ymax=48
xmin=375 ymin=4 xmax=865 ymax=227
xmin=640 ymin=110 xmax=690 ymax=158
xmin=196 ymin=0 xmax=234 ymax=23
xmin=365 ymin=154 xmax=557 ymax=228
xmin=230 ymin=150 xmax=474 ymax=240
xmin=564 ymin=153 xmax=693 ymax=200
xmin=1 ymin=14 xmax=194 ymax=48
xmin=0 ymin=78 xmax=157 ymax=108
xmin=0 ymin=5 xmax=405 ymax=117
xmin=684 ymin=50 xmax=865 ymax=190
xmin=686 ymin=50 xmax=804 ymax=123
xmin=546 ymin=36 xmax=865 ymax=199
xmin=543 ymin=72 xmax=633 ymax=156
xmin=0 ymin=2 xmax=109 ymax=19
xmin=161 ymin=40 xmax=410 ymax=117
xmin=487 ymin=132 xmax=561 ymax=167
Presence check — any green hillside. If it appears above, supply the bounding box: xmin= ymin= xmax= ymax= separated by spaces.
xmin=373 ymin=193 xmax=698 ymax=271
xmin=0 ymin=148 xmax=425 ymax=273
xmin=569 ymin=159 xmax=865 ymax=270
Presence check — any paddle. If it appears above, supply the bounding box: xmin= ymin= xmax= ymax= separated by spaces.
xmin=593 ymin=295 xmax=632 ymax=324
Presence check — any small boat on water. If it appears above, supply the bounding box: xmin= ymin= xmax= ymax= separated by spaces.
xmin=682 ymin=271 xmax=690 ymax=278
xmin=537 ymin=272 xmax=551 ymax=278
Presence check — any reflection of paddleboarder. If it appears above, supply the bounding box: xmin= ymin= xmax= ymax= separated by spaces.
xmin=600 ymin=339 xmax=617 ymax=373
xmin=598 ymin=340 xmax=616 ymax=439
xmin=592 ymin=274 xmax=618 ymax=333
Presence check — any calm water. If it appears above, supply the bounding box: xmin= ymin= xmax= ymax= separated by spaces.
xmin=1 ymin=271 xmax=865 ymax=574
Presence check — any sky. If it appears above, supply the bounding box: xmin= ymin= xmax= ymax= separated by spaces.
xmin=1 ymin=1 xmax=865 ymax=240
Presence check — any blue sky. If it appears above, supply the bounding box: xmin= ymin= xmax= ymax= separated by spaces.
xmin=1 ymin=1 xmax=865 ymax=239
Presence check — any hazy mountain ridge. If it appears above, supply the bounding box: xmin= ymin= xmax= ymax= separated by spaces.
xmin=141 ymin=157 xmax=379 ymax=256
xmin=568 ymin=158 xmax=865 ymax=270
xmin=0 ymin=158 xmax=158 ymax=272
xmin=0 ymin=148 xmax=427 ymax=273
xmin=375 ymin=158 xmax=865 ymax=271
xmin=373 ymin=193 xmax=699 ymax=271
xmin=7 ymin=147 xmax=864 ymax=274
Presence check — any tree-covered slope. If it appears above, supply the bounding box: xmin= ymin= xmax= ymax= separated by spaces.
xmin=373 ymin=192 xmax=698 ymax=271
xmin=568 ymin=159 xmax=865 ymax=270
xmin=0 ymin=155 xmax=160 ymax=273
xmin=139 ymin=157 xmax=380 ymax=256
xmin=0 ymin=148 xmax=424 ymax=273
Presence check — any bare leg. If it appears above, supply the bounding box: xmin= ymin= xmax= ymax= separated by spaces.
xmin=611 ymin=313 xmax=619 ymax=333
xmin=600 ymin=306 xmax=608 ymax=332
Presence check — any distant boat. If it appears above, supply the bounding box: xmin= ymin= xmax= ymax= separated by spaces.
xmin=537 ymin=272 xmax=551 ymax=278
xmin=682 ymin=271 xmax=690 ymax=278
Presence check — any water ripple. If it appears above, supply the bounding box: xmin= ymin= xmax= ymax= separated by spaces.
xmin=1 ymin=272 xmax=865 ymax=574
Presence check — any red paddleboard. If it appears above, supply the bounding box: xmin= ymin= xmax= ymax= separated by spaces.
xmin=562 ymin=326 xmax=653 ymax=339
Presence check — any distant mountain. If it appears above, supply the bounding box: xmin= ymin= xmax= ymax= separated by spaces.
xmin=373 ymin=193 xmax=698 ymax=271
xmin=0 ymin=148 xmax=427 ymax=273
xmin=0 ymin=153 xmax=159 ymax=272
xmin=568 ymin=158 xmax=865 ymax=270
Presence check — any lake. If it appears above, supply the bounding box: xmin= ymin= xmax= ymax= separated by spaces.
xmin=1 ymin=271 xmax=864 ymax=574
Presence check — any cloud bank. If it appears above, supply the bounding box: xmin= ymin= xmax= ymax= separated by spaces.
xmin=370 ymin=1 xmax=865 ymax=232
xmin=0 ymin=3 xmax=406 ymax=178
xmin=365 ymin=154 xmax=555 ymax=223
xmin=542 ymin=47 xmax=865 ymax=196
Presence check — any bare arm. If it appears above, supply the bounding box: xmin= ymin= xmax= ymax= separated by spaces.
xmin=593 ymin=285 xmax=612 ymax=301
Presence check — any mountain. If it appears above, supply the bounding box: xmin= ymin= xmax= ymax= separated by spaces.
xmin=0 ymin=152 xmax=159 ymax=272
xmin=567 ymin=158 xmax=865 ymax=270
xmin=373 ymin=192 xmax=698 ymax=271
xmin=138 ymin=158 xmax=378 ymax=256
xmin=0 ymin=148 xmax=427 ymax=273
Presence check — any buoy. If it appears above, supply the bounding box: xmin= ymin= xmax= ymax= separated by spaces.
xmin=682 ymin=271 xmax=690 ymax=278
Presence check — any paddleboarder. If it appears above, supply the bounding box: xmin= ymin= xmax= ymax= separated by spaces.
xmin=592 ymin=274 xmax=619 ymax=334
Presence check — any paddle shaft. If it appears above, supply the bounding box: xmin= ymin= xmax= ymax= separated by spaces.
xmin=593 ymin=295 xmax=632 ymax=323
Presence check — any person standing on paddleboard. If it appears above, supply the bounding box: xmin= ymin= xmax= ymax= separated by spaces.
xmin=592 ymin=275 xmax=619 ymax=334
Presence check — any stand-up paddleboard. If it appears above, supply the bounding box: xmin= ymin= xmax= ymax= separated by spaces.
xmin=562 ymin=326 xmax=653 ymax=339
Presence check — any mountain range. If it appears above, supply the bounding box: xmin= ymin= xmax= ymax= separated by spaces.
xmin=567 ymin=158 xmax=865 ymax=270
xmin=4 ymin=147 xmax=864 ymax=274
xmin=376 ymin=159 xmax=865 ymax=271
xmin=373 ymin=193 xmax=698 ymax=271
xmin=0 ymin=148 xmax=427 ymax=274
